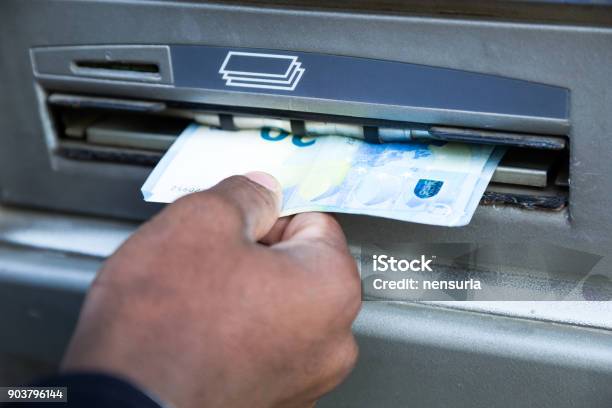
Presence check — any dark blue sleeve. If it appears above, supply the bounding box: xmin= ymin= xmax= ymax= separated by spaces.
xmin=2 ymin=372 xmax=165 ymax=408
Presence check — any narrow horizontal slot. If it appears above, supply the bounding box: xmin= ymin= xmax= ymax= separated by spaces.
xmin=70 ymin=61 xmax=162 ymax=81
xmin=49 ymin=93 xmax=166 ymax=113
xmin=73 ymin=60 xmax=159 ymax=73
xmin=57 ymin=142 xmax=162 ymax=167
xmin=426 ymin=126 xmax=566 ymax=150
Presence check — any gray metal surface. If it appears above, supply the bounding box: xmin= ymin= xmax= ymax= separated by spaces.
xmin=0 ymin=208 xmax=612 ymax=406
xmin=1 ymin=0 xmax=610 ymax=246
xmin=0 ymin=205 xmax=611 ymax=327
xmin=4 ymin=242 xmax=611 ymax=408
xmin=1 ymin=1 xmax=612 ymax=406
xmin=208 ymin=0 xmax=612 ymax=26
xmin=320 ymin=302 xmax=612 ymax=408
xmin=1 ymin=227 xmax=612 ymax=407
xmin=1 ymin=205 xmax=610 ymax=328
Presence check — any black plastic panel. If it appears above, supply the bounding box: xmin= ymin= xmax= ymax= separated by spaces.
xmin=171 ymin=45 xmax=568 ymax=120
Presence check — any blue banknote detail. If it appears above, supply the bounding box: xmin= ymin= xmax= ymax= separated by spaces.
xmin=292 ymin=135 xmax=316 ymax=147
xmin=260 ymin=127 xmax=291 ymax=141
xmin=414 ymin=179 xmax=444 ymax=199
xmin=305 ymin=142 xmax=438 ymax=208
xmin=260 ymin=127 xmax=316 ymax=147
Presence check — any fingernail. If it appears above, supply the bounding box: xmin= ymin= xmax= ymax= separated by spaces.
xmin=244 ymin=171 xmax=282 ymax=192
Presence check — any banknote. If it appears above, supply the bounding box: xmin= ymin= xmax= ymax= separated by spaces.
xmin=142 ymin=125 xmax=503 ymax=226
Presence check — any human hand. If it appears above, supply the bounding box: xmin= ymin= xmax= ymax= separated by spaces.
xmin=62 ymin=172 xmax=361 ymax=408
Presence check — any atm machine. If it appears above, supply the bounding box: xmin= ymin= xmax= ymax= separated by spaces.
xmin=1 ymin=1 xmax=612 ymax=406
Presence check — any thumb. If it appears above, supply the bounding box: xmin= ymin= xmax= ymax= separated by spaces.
xmin=206 ymin=172 xmax=283 ymax=242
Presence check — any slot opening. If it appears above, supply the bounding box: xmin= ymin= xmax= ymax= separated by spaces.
xmin=69 ymin=61 xmax=162 ymax=82
xmin=73 ymin=60 xmax=160 ymax=74
xmin=48 ymin=93 xmax=570 ymax=212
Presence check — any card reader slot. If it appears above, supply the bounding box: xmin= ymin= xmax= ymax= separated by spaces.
xmin=73 ymin=60 xmax=160 ymax=74
xmin=70 ymin=60 xmax=162 ymax=82
xmin=32 ymin=46 xmax=173 ymax=84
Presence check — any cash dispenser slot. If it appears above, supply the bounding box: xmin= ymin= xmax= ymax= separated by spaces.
xmin=48 ymin=93 xmax=569 ymax=211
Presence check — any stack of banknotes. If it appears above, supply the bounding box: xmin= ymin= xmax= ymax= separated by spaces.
xmin=142 ymin=124 xmax=504 ymax=227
